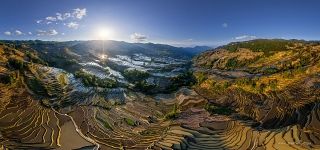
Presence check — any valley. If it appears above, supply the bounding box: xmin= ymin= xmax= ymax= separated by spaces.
xmin=0 ymin=39 xmax=320 ymax=150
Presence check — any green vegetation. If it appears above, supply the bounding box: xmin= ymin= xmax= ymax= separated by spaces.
xmin=0 ymin=73 xmax=16 ymax=84
xmin=204 ymin=103 xmax=233 ymax=115
xmin=194 ymin=72 xmax=207 ymax=85
xmin=8 ymin=57 xmax=25 ymax=70
xmin=168 ymin=71 xmax=196 ymax=91
xmin=268 ymin=79 xmax=278 ymax=91
xmin=235 ymin=77 xmax=255 ymax=86
xmin=262 ymin=67 xmax=279 ymax=75
xmin=205 ymin=79 xmax=231 ymax=94
xmin=74 ymin=70 xmax=117 ymax=88
xmin=26 ymin=77 xmax=47 ymax=95
xmin=124 ymin=118 xmax=136 ymax=126
xmin=25 ymin=51 xmax=46 ymax=65
xmin=139 ymin=129 xmax=156 ymax=135
xmin=96 ymin=116 xmax=113 ymax=130
xmin=225 ymin=57 xmax=239 ymax=69
xmin=164 ymin=104 xmax=180 ymax=120
xmin=134 ymin=80 xmax=156 ymax=92
xmin=122 ymin=69 xmax=157 ymax=92
xmin=123 ymin=69 xmax=150 ymax=82
xmin=221 ymin=39 xmax=291 ymax=54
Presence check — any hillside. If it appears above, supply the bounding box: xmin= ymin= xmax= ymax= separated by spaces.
xmin=192 ymin=39 xmax=320 ymax=147
xmin=0 ymin=40 xmax=320 ymax=150
xmin=0 ymin=41 xmax=208 ymax=149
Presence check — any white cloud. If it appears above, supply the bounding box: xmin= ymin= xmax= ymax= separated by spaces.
xmin=234 ymin=35 xmax=257 ymax=40
xmin=36 ymin=20 xmax=42 ymax=24
xmin=3 ymin=30 xmax=25 ymax=36
xmin=36 ymin=30 xmax=46 ymax=36
xmin=56 ymin=12 xmax=72 ymax=21
xmin=222 ymin=23 xmax=228 ymax=28
xmin=49 ymin=29 xmax=58 ymax=35
xmin=28 ymin=32 xmax=32 ymax=35
xmin=130 ymin=33 xmax=147 ymax=42
xmin=46 ymin=16 xmax=57 ymax=21
xmin=4 ymin=31 xmax=11 ymax=35
xmin=56 ymin=13 xmax=63 ymax=20
xmin=37 ymin=8 xmax=86 ymax=28
xmin=66 ymin=22 xmax=79 ymax=29
xmin=72 ymin=8 xmax=86 ymax=19
xmin=37 ymin=29 xmax=58 ymax=36
xmin=64 ymin=13 xmax=71 ymax=18
xmin=15 ymin=30 xmax=23 ymax=35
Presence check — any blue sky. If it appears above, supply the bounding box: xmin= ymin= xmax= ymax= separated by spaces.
xmin=0 ymin=0 xmax=319 ymax=46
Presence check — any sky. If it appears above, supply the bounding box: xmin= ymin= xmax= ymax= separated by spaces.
xmin=0 ymin=0 xmax=320 ymax=47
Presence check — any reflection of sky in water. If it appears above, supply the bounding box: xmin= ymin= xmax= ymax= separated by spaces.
xmin=34 ymin=53 xmax=189 ymax=104
xmin=79 ymin=62 xmax=124 ymax=79
xmin=77 ymin=53 xmax=188 ymax=82
xmin=39 ymin=66 xmax=91 ymax=93
xmin=107 ymin=53 xmax=187 ymax=74
xmin=38 ymin=66 xmax=127 ymax=104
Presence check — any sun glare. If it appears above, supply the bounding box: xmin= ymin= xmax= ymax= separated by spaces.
xmin=95 ymin=27 xmax=114 ymax=40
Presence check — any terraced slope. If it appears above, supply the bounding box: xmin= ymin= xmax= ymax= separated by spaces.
xmin=190 ymin=39 xmax=320 ymax=149
xmin=0 ymin=82 xmax=95 ymax=149
xmin=1 ymin=40 xmax=320 ymax=150
xmin=0 ymin=43 xmax=172 ymax=149
xmin=153 ymin=111 xmax=320 ymax=150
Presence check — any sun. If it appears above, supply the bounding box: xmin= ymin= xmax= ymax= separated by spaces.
xmin=95 ymin=27 xmax=114 ymax=40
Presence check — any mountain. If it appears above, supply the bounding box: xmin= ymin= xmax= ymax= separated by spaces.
xmin=1 ymin=40 xmax=209 ymax=57
xmin=0 ymin=40 xmax=209 ymax=71
xmin=180 ymin=45 xmax=212 ymax=55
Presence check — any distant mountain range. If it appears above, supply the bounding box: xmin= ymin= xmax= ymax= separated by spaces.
xmin=0 ymin=40 xmax=211 ymax=74
xmin=0 ymin=40 xmax=211 ymax=58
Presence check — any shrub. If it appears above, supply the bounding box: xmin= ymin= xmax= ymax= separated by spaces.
xmin=8 ymin=57 xmax=25 ymax=70
xmin=236 ymin=77 xmax=256 ymax=87
xmin=74 ymin=70 xmax=117 ymax=88
xmin=134 ymin=80 xmax=156 ymax=92
xmin=282 ymin=70 xmax=294 ymax=78
xmin=204 ymin=103 xmax=233 ymax=115
xmin=26 ymin=51 xmax=46 ymax=65
xmin=262 ymin=67 xmax=279 ymax=74
xmin=124 ymin=118 xmax=136 ymax=126
xmin=0 ymin=73 xmax=16 ymax=84
xmin=27 ymin=77 xmax=47 ymax=95
xmin=168 ymin=71 xmax=196 ymax=91
xmin=259 ymin=83 xmax=267 ymax=93
xmin=96 ymin=116 xmax=113 ymax=130
xmin=123 ymin=69 xmax=150 ymax=82
xmin=269 ymin=79 xmax=278 ymax=91
xmin=225 ymin=58 xmax=238 ymax=69
xmin=164 ymin=104 xmax=180 ymax=120
xmin=195 ymin=72 xmax=207 ymax=85
xmin=140 ymin=129 xmax=156 ymax=135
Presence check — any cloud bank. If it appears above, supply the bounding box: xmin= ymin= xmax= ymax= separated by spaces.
xmin=234 ymin=35 xmax=257 ymax=40
xmin=130 ymin=33 xmax=147 ymax=42
xmin=37 ymin=29 xmax=58 ymax=36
